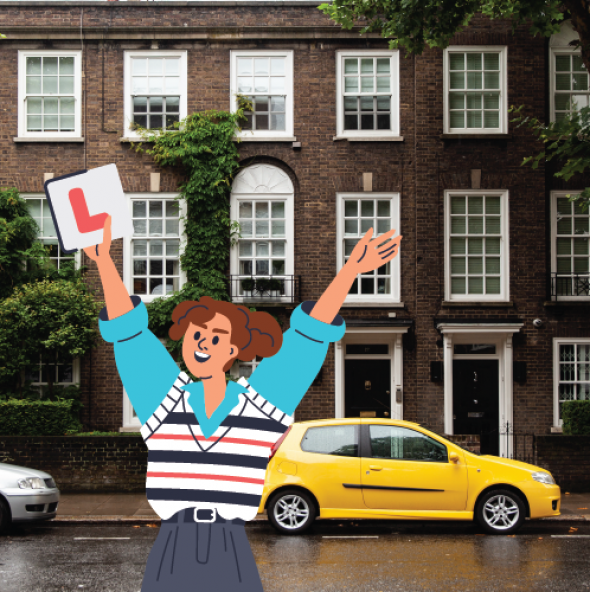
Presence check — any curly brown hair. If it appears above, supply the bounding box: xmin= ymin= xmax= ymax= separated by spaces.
xmin=169 ymin=296 xmax=283 ymax=372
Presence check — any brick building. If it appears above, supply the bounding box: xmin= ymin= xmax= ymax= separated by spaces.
xmin=0 ymin=1 xmax=588 ymax=457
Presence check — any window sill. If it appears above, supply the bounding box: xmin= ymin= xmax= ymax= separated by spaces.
xmin=440 ymin=133 xmax=512 ymax=140
xmin=119 ymin=426 xmax=142 ymax=433
xmin=14 ymin=136 xmax=85 ymax=143
xmin=442 ymin=301 xmax=514 ymax=308
xmin=333 ymin=135 xmax=404 ymax=142
xmin=342 ymin=302 xmax=405 ymax=308
xmin=544 ymin=300 xmax=590 ymax=306
xmin=234 ymin=136 xmax=297 ymax=142
xmin=120 ymin=137 xmax=153 ymax=143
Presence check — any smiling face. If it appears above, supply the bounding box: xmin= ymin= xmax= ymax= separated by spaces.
xmin=182 ymin=313 xmax=236 ymax=379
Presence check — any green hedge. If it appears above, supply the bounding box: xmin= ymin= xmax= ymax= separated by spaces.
xmin=562 ymin=400 xmax=590 ymax=436
xmin=0 ymin=399 xmax=82 ymax=435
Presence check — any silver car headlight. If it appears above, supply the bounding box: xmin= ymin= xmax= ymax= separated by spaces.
xmin=17 ymin=477 xmax=47 ymax=489
xmin=532 ymin=471 xmax=555 ymax=485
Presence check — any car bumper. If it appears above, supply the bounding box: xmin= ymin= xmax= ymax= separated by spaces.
xmin=5 ymin=489 xmax=60 ymax=522
xmin=517 ymin=481 xmax=561 ymax=519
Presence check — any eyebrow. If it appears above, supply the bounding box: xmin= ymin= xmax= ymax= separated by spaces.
xmin=212 ymin=328 xmax=230 ymax=335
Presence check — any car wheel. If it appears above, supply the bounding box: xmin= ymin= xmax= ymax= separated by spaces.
xmin=268 ymin=489 xmax=317 ymax=535
xmin=475 ymin=489 xmax=526 ymax=535
xmin=0 ymin=497 xmax=11 ymax=535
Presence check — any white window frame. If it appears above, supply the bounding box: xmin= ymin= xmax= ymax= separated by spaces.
xmin=336 ymin=192 xmax=401 ymax=304
xmin=23 ymin=357 xmax=80 ymax=398
xmin=335 ymin=50 xmax=400 ymax=140
xmin=444 ymin=190 xmax=510 ymax=302
xmin=553 ymin=338 xmax=590 ymax=427
xmin=551 ymin=191 xmax=589 ymax=300
xmin=123 ymin=193 xmax=187 ymax=304
xmin=443 ymin=46 xmax=508 ymax=135
xmin=230 ymin=50 xmax=294 ymax=141
xmin=23 ymin=194 xmax=82 ymax=269
xmin=18 ymin=50 xmax=83 ymax=139
xmin=123 ymin=50 xmax=188 ymax=141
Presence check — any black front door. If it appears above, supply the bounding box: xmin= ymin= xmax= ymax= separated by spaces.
xmin=453 ymin=360 xmax=499 ymax=455
xmin=345 ymin=359 xmax=391 ymax=418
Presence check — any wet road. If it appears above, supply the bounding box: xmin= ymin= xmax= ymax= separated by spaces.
xmin=1 ymin=520 xmax=589 ymax=592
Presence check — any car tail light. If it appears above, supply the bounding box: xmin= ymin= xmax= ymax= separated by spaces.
xmin=269 ymin=426 xmax=292 ymax=460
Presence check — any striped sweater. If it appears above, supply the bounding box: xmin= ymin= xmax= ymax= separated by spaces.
xmin=140 ymin=372 xmax=293 ymax=521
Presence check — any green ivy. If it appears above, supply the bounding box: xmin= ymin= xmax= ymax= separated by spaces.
xmin=131 ymin=101 xmax=250 ymax=367
xmin=0 ymin=399 xmax=82 ymax=436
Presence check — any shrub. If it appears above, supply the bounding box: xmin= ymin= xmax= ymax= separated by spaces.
xmin=562 ymin=400 xmax=590 ymax=436
xmin=0 ymin=399 xmax=82 ymax=435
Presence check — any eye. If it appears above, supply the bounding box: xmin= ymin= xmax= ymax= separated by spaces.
xmin=212 ymin=336 xmax=219 ymax=345
xmin=193 ymin=331 xmax=201 ymax=341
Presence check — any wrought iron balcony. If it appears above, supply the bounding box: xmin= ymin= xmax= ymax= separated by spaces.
xmin=228 ymin=275 xmax=301 ymax=305
xmin=551 ymin=272 xmax=590 ymax=299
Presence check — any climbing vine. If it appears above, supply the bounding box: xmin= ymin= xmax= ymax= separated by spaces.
xmin=131 ymin=100 xmax=250 ymax=366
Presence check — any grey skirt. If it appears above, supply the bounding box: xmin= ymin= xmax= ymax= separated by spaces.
xmin=141 ymin=509 xmax=264 ymax=592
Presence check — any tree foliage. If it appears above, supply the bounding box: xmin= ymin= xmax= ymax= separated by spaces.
xmin=319 ymin=0 xmax=564 ymax=56
xmin=131 ymin=102 xmax=249 ymax=367
xmin=0 ymin=279 xmax=103 ymax=396
xmin=512 ymin=104 xmax=590 ymax=210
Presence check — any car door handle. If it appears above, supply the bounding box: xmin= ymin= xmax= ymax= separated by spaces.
xmin=369 ymin=465 xmax=383 ymax=471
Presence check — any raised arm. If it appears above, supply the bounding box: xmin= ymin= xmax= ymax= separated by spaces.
xmin=248 ymin=227 xmax=402 ymax=415
xmin=85 ymin=216 xmax=180 ymax=424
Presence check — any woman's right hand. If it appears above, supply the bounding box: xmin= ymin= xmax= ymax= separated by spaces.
xmin=83 ymin=214 xmax=112 ymax=265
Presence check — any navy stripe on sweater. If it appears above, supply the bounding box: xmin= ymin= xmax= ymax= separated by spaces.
xmin=146 ymin=488 xmax=262 ymax=507
xmin=162 ymin=413 xmax=288 ymax=434
xmin=148 ymin=450 xmax=270 ymax=470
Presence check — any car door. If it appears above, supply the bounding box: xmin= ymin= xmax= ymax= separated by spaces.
xmin=360 ymin=423 xmax=468 ymax=511
xmin=298 ymin=422 xmax=363 ymax=510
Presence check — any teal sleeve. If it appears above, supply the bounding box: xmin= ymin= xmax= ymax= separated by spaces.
xmin=248 ymin=301 xmax=346 ymax=416
xmin=98 ymin=296 xmax=180 ymax=425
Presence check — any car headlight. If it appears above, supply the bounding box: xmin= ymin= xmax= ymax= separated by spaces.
xmin=532 ymin=471 xmax=555 ymax=485
xmin=17 ymin=477 xmax=47 ymax=489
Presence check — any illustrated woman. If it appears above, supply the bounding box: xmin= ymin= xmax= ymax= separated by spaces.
xmin=87 ymin=216 xmax=401 ymax=592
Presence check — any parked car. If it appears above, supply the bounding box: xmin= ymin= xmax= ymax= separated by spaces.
xmin=260 ymin=418 xmax=560 ymax=535
xmin=0 ymin=463 xmax=60 ymax=533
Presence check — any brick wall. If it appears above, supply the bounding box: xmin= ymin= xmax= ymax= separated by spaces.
xmin=535 ymin=436 xmax=590 ymax=492
xmin=0 ymin=436 xmax=147 ymax=492
xmin=0 ymin=2 xmax=588 ymax=437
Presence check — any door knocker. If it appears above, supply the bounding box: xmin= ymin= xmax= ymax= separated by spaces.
xmin=365 ymin=380 xmax=372 ymax=391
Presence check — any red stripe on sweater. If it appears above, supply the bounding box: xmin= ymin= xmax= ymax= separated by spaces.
xmin=150 ymin=434 xmax=273 ymax=447
xmin=146 ymin=472 xmax=265 ymax=485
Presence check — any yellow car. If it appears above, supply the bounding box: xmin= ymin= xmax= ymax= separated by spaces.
xmin=260 ymin=418 xmax=560 ymax=535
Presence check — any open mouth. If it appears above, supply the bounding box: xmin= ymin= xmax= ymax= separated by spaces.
xmin=194 ymin=351 xmax=211 ymax=363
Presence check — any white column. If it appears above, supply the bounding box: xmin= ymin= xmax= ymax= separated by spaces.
xmin=334 ymin=341 xmax=344 ymax=418
xmin=443 ymin=334 xmax=454 ymax=434
xmin=392 ymin=334 xmax=403 ymax=419
xmin=501 ymin=334 xmax=514 ymax=458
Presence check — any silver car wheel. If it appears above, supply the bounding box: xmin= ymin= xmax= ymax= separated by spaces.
xmin=273 ymin=494 xmax=311 ymax=530
xmin=482 ymin=494 xmax=520 ymax=530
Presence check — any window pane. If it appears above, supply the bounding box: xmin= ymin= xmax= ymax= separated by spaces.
xmin=43 ymin=57 xmax=58 ymax=75
xmin=376 ymin=58 xmax=390 ymax=74
xmin=301 ymin=425 xmax=358 ymax=456
xmin=344 ymin=59 xmax=358 ymax=74
xmin=449 ymin=54 xmax=464 ymax=70
xmin=27 ymin=57 xmax=42 ymax=75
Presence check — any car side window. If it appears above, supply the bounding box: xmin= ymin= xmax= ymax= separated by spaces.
xmin=301 ymin=425 xmax=358 ymax=457
xmin=369 ymin=425 xmax=448 ymax=463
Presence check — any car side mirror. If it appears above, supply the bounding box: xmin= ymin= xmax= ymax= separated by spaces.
xmin=449 ymin=452 xmax=460 ymax=464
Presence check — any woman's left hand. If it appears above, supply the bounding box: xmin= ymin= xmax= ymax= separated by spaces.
xmin=346 ymin=227 xmax=403 ymax=275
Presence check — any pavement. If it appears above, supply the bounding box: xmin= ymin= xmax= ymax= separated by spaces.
xmin=52 ymin=491 xmax=590 ymax=523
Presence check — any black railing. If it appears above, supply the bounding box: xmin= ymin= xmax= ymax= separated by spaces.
xmin=551 ymin=272 xmax=590 ymax=299
xmin=228 ymin=275 xmax=301 ymax=304
xmin=482 ymin=424 xmax=536 ymax=464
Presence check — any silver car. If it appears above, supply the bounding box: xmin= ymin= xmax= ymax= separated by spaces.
xmin=0 ymin=463 xmax=60 ymax=533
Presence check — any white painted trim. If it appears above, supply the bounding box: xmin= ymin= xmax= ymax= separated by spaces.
xmin=336 ymin=192 xmax=401 ymax=304
xmin=230 ymin=50 xmax=294 ymax=139
xmin=335 ymin=50 xmax=400 ymax=139
xmin=549 ymin=48 xmax=590 ymax=123
xmin=550 ymin=190 xmax=588 ymax=301
xmin=438 ymin=324 xmax=522 ymax=458
xmin=444 ymin=189 xmax=510 ymax=302
xmin=123 ymin=50 xmax=188 ymax=141
xmin=18 ymin=50 xmax=83 ymax=139
xmin=123 ymin=193 xmax=187 ymax=304
xmin=443 ymin=46 xmax=508 ymax=135
xmin=553 ymin=337 xmax=590 ymax=427
xmin=335 ymin=326 xmax=409 ymax=421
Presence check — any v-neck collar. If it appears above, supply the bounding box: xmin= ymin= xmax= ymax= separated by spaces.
xmin=180 ymin=380 xmax=246 ymax=440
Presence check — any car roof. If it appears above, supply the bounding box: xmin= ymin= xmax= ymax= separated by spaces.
xmin=294 ymin=418 xmax=421 ymax=427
